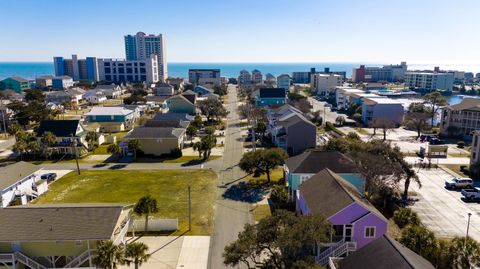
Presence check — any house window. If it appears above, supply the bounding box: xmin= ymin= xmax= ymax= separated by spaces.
xmin=364 ymin=226 xmax=376 ymax=238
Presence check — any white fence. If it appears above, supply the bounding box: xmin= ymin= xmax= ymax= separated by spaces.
xmin=129 ymin=218 xmax=178 ymax=232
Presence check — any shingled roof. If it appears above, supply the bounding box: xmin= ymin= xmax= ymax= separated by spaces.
xmin=298 ymin=169 xmax=385 ymax=221
xmin=0 ymin=204 xmax=128 ymax=242
xmin=259 ymin=88 xmax=286 ymax=98
xmin=37 ymin=120 xmax=80 ymax=137
xmin=338 ymin=235 xmax=435 ymax=269
xmin=285 ymin=151 xmax=357 ymax=174
xmin=0 ymin=161 xmax=42 ymax=190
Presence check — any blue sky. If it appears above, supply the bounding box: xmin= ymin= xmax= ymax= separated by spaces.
xmin=1 ymin=0 xmax=479 ymax=64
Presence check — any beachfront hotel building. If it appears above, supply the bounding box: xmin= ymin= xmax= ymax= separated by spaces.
xmin=124 ymin=32 xmax=168 ymax=82
xmin=405 ymin=71 xmax=454 ymax=91
xmin=54 ymin=54 xmax=159 ymax=84
xmin=352 ymin=62 xmax=407 ymax=83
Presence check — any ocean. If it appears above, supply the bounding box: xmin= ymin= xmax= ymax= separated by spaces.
xmin=1 ymin=62 xmax=479 ymax=81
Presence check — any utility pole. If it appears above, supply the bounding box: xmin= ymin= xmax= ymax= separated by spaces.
xmin=71 ymin=134 xmax=80 ymax=175
xmin=188 ymin=185 xmax=192 ymax=231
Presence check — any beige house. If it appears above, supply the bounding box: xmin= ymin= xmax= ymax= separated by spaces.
xmin=440 ymin=98 xmax=480 ymax=138
xmin=0 ymin=204 xmax=132 ymax=268
xmin=122 ymin=127 xmax=186 ymax=156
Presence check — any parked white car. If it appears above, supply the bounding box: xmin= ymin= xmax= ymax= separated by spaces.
xmin=445 ymin=177 xmax=473 ymax=189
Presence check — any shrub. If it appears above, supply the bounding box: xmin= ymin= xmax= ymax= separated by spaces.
xmin=325 ymin=122 xmax=345 ymax=137
xmin=393 ymin=207 xmax=421 ymax=228
xmin=270 ymin=185 xmax=289 ymax=207
xmin=169 ymin=148 xmax=182 ymax=158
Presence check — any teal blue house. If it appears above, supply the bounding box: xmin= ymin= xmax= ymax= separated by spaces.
xmin=84 ymin=106 xmax=136 ymax=132
xmin=166 ymin=94 xmax=197 ymax=114
xmin=255 ymin=88 xmax=287 ymax=107
xmin=0 ymin=76 xmax=31 ymax=93
xmin=284 ymin=151 xmax=363 ymax=197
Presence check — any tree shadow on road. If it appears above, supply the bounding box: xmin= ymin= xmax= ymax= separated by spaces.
xmin=222 ymin=181 xmax=269 ymax=203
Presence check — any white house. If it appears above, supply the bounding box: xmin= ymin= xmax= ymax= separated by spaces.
xmin=84 ymin=90 xmax=108 ymax=104
xmin=0 ymin=162 xmax=45 ymax=207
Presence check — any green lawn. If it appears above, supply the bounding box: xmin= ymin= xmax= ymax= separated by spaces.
xmin=92 ymin=144 xmax=111 ymax=155
xmin=246 ymin=167 xmax=284 ymax=185
xmin=33 ymin=170 xmax=218 ymax=235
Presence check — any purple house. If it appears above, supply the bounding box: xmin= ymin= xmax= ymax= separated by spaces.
xmin=296 ymin=168 xmax=388 ymax=265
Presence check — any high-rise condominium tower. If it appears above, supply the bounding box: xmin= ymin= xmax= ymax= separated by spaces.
xmin=124 ymin=32 xmax=167 ymax=82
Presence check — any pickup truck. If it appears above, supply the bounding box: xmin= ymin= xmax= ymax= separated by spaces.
xmin=445 ymin=177 xmax=474 ymax=189
xmin=462 ymin=187 xmax=480 ymax=200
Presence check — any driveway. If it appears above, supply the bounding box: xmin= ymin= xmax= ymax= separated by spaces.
xmin=410 ymin=168 xmax=480 ymax=241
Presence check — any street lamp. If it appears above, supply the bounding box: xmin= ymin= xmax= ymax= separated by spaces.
xmin=466 ymin=212 xmax=472 ymax=238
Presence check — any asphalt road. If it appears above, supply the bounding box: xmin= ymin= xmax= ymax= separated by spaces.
xmin=208 ymin=85 xmax=252 ymax=269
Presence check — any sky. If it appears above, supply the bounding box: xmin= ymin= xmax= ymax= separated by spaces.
xmin=1 ymin=0 xmax=479 ymax=64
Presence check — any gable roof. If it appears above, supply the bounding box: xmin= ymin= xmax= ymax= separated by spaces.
xmin=8 ymin=76 xmax=29 ymax=83
xmin=169 ymin=94 xmax=195 ymax=105
xmin=152 ymin=113 xmax=193 ymax=121
xmin=94 ymin=84 xmax=119 ymax=90
xmin=194 ymin=85 xmax=213 ymax=94
xmin=0 ymin=204 xmax=128 ymax=242
xmin=299 ymin=169 xmax=358 ymax=218
xmin=125 ymin=127 xmax=185 ymax=139
xmin=85 ymin=106 xmax=134 ymax=116
xmin=338 ymin=235 xmax=435 ymax=269
xmin=37 ymin=120 xmax=80 ymax=137
xmin=285 ymin=150 xmax=357 ymax=174
xmin=299 ymin=169 xmax=386 ymax=222
xmin=259 ymin=88 xmax=286 ymax=98
xmin=447 ymin=98 xmax=480 ymax=111
xmin=0 ymin=162 xmax=42 ymax=190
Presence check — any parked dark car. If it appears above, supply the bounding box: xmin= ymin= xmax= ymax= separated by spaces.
xmin=41 ymin=173 xmax=57 ymax=183
xmin=429 ymin=138 xmax=444 ymax=145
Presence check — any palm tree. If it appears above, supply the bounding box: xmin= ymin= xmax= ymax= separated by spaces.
xmin=133 ymin=195 xmax=158 ymax=232
xmin=107 ymin=143 xmax=121 ymax=156
xmin=93 ymin=240 xmax=125 ymax=269
xmin=128 ymin=139 xmax=141 ymax=160
xmin=449 ymin=236 xmax=480 ymax=268
xmin=125 ymin=242 xmax=150 ymax=269
xmin=402 ymin=164 xmax=421 ymax=200
xmin=85 ymin=131 xmax=98 ymax=151
xmin=41 ymin=131 xmax=57 ymax=160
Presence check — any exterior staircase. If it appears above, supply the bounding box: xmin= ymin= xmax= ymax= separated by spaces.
xmin=63 ymin=249 xmax=95 ymax=268
xmin=316 ymin=240 xmax=357 ymax=266
xmin=14 ymin=251 xmax=48 ymax=269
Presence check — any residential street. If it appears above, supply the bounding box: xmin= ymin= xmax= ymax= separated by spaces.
xmin=208 ymin=85 xmax=252 ymax=269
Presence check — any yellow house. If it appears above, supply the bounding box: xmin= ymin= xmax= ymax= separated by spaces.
xmin=0 ymin=204 xmax=132 ymax=268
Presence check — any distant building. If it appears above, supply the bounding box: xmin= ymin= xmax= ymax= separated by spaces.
xmin=188 ymin=69 xmax=221 ymax=86
xmin=36 ymin=120 xmax=89 ymax=155
xmin=35 ymin=75 xmax=54 ymax=88
xmin=335 ymin=87 xmax=365 ymax=110
xmin=405 ymin=71 xmax=454 ymax=91
xmin=238 ymin=69 xmax=252 ymax=85
xmin=54 ymin=54 xmax=159 ymax=83
xmin=251 ymin=69 xmax=263 ymax=84
xmin=352 ymin=62 xmax=407 ymax=83
xmin=276 ymin=74 xmax=291 ymax=91
xmin=265 ymin=73 xmax=276 ymax=83
xmin=292 ymin=71 xmax=311 ymax=84
xmin=361 ymin=97 xmax=404 ymax=127
xmin=311 ymin=73 xmax=342 ymax=95
xmin=0 ymin=77 xmax=31 ymax=93
xmin=166 ymin=77 xmax=185 ymax=92
xmin=53 ymin=54 xmax=99 ymax=81
xmin=154 ymin=83 xmax=174 ymax=97
xmin=124 ymin=32 xmax=168 ymax=81
xmin=85 ymin=106 xmax=136 ymax=132
xmin=440 ymin=98 xmax=480 ymax=139
xmin=52 ymin=76 xmax=74 ymax=89
xmin=476 ymin=73 xmax=480 ymax=79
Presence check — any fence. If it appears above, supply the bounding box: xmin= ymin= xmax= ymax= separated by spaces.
xmin=129 ymin=218 xmax=178 ymax=232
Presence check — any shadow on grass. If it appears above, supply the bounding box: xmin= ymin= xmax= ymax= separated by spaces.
xmin=222 ymin=181 xmax=269 ymax=203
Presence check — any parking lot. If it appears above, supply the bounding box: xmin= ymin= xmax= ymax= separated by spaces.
xmin=410 ymin=168 xmax=480 ymax=241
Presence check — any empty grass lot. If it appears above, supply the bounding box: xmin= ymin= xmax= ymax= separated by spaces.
xmin=33 ymin=169 xmax=218 ymax=235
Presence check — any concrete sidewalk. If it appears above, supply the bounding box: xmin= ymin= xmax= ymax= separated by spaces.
xmin=176 ymin=236 xmax=210 ymax=269
xmin=404 ymin=156 xmax=470 ymax=165
xmin=119 ymin=236 xmax=210 ymax=269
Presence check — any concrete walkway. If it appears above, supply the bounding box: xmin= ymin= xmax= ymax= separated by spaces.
xmin=404 ymin=156 xmax=470 ymax=165
xmin=119 ymin=236 xmax=210 ymax=269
